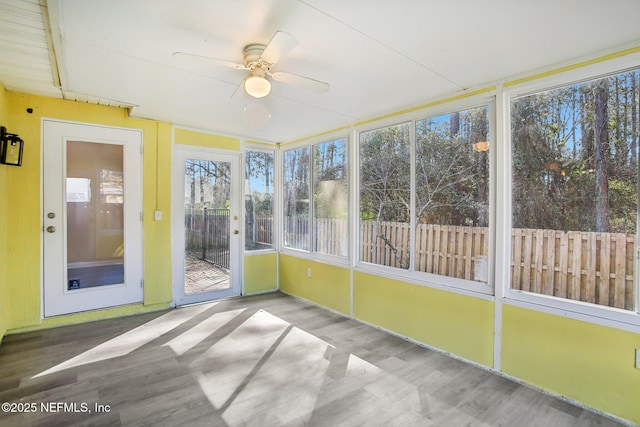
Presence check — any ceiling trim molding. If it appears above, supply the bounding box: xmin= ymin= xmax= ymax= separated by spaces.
xmin=43 ymin=0 xmax=65 ymax=91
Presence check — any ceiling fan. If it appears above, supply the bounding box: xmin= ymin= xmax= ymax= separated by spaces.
xmin=173 ymin=31 xmax=329 ymax=99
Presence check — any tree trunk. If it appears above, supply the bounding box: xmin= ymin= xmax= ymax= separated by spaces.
xmin=594 ymin=78 xmax=610 ymax=232
xmin=581 ymin=84 xmax=594 ymax=168
xmin=632 ymin=72 xmax=638 ymax=170
xmin=450 ymin=112 xmax=460 ymax=138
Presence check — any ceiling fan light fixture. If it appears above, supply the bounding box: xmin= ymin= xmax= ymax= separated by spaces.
xmin=245 ymin=75 xmax=271 ymax=98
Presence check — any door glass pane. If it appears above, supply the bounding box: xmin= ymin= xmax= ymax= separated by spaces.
xmin=184 ymin=159 xmax=231 ymax=294
xmin=66 ymin=141 xmax=124 ymax=290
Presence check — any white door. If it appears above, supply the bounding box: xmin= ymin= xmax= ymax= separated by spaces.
xmin=172 ymin=146 xmax=242 ymax=305
xmin=42 ymin=120 xmax=143 ymax=317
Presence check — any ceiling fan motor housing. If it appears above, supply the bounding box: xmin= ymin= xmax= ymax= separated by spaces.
xmin=243 ymin=44 xmax=268 ymax=68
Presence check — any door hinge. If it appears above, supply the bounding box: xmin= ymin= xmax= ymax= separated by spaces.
xmin=140 ymin=278 xmax=144 ymax=288
xmin=140 ymin=211 xmax=144 ymax=221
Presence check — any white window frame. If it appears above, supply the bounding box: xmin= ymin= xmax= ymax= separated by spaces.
xmin=282 ymin=143 xmax=312 ymax=253
xmin=280 ymin=131 xmax=351 ymax=265
xmin=354 ymin=94 xmax=496 ymax=297
xmin=500 ymin=52 xmax=640 ymax=329
xmin=312 ymin=136 xmax=350 ymax=259
xmin=244 ymin=145 xmax=277 ymax=255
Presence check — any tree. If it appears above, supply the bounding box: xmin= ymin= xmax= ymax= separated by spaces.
xmin=184 ymin=159 xmax=230 ymax=209
xmin=245 ymin=151 xmax=274 ymax=248
xmin=414 ymin=107 xmax=489 ymax=227
xmin=511 ymin=69 xmax=640 ymax=234
xmin=359 ymin=124 xmax=410 ymax=222
xmin=593 ymin=77 xmax=611 ymax=232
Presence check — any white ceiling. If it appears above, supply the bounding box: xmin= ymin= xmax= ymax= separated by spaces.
xmin=2 ymin=0 xmax=640 ymax=143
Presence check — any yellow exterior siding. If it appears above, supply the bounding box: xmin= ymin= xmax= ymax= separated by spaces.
xmin=0 ymin=82 xmax=9 ymax=339
xmin=3 ymin=93 xmax=174 ymax=331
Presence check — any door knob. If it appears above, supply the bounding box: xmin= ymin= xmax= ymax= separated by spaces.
xmin=46 ymin=226 xmax=56 ymax=233
xmin=233 ymin=230 xmax=239 ymax=235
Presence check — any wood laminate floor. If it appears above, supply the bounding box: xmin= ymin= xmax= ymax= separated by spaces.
xmin=0 ymin=292 xmax=627 ymax=427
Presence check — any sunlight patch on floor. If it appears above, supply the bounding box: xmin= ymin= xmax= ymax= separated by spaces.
xmin=222 ymin=324 xmax=333 ymax=426
xmin=164 ymin=308 xmax=245 ymax=356
xmin=194 ymin=310 xmax=290 ymax=409
xmin=32 ymin=303 xmax=212 ymax=378
xmin=340 ymin=354 xmax=425 ymax=424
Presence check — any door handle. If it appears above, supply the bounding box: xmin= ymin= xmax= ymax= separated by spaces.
xmin=233 ymin=230 xmax=239 ymax=235
xmin=46 ymin=226 xmax=56 ymax=233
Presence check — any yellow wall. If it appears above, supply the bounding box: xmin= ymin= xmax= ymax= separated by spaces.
xmin=0 ymin=82 xmax=9 ymax=339
xmin=279 ymin=255 xmax=350 ymax=315
xmin=502 ymin=305 xmax=640 ymax=424
xmin=1 ymin=47 xmax=639 ymax=423
xmin=174 ymin=127 xmax=240 ymax=150
xmin=244 ymin=253 xmax=278 ymax=294
xmin=3 ymin=93 xmax=173 ymax=332
xmin=353 ymin=272 xmax=494 ymax=367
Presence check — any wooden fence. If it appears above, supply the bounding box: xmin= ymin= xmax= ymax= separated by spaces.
xmin=283 ymin=217 xmax=349 ymax=255
xmin=360 ymin=222 xmax=490 ymax=281
xmin=284 ymin=216 xmax=310 ymax=250
xmin=246 ymin=216 xmax=274 ymax=250
xmin=277 ymin=217 xmax=636 ymax=310
xmin=512 ymin=228 xmax=635 ymax=310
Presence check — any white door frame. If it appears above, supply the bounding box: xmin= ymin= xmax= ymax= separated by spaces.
xmin=42 ymin=119 xmax=144 ymax=317
xmin=171 ymin=145 xmax=242 ymax=306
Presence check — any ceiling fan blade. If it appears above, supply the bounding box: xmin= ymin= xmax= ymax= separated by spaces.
xmin=259 ymin=31 xmax=298 ymax=65
xmin=270 ymin=71 xmax=329 ymax=93
xmin=231 ymin=79 xmax=246 ymax=99
xmin=172 ymin=52 xmax=248 ymax=70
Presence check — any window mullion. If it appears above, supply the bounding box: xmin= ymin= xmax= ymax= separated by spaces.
xmin=309 ymin=144 xmax=315 ymax=253
xmin=409 ymin=119 xmax=416 ymax=273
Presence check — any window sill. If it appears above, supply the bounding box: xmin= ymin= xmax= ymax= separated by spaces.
xmin=504 ymin=289 xmax=640 ymax=333
xmin=354 ymin=261 xmax=495 ymax=301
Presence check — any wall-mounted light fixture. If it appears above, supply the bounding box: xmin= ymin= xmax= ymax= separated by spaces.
xmin=473 ymin=140 xmax=489 ymax=152
xmin=0 ymin=126 xmax=24 ymax=166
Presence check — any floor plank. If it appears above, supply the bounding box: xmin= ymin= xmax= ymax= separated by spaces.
xmin=0 ymin=292 xmax=627 ymax=426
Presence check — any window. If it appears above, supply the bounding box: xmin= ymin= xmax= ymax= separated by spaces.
xmin=283 ymin=146 xmax=310 ymax=250
xmin=283 ymin=138 xmax=349 ymax=256
xmin=359 ymin=123 xmax=411 ymax=269
xmin=245 ymin=150 xmax=274 ymax=251
xmin=357 ymin=105 xmax=492 ymax=287
xmin=314 ymin=138 xmax=348 ymax=256
xmin=415 ymin=106 xmax=490 ymax=283
xmin=510 ymin=68 xmax=639 ymax=311
xmin=100 ymin=170 xmax=123 ymax=204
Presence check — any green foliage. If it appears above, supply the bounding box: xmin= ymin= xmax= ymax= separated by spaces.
xmin=415 ymin=106 xmax=489 ymax=227
xmin=609 ymin=179 xmax=637 ymax=233
xmin=512 ymin=69 xmax=640 ymax=233
xmin=359 ymin=123 xmax=411 ymax=222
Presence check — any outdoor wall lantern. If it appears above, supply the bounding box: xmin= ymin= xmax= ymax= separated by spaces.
xmin=0 ymin=126 xmax=24 ymax=166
